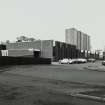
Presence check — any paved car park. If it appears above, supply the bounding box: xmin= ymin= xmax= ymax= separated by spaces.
xmin=0 ymin=61 xmax=105 ymax=105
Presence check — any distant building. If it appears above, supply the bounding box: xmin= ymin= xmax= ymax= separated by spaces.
xmin=65 ymin=28 xmax=77 ymax=46
xmin=0 ymin=39 xmax=98 ymax=60
xmin=65 ymin=28 xmax=91 ymax=51
xmin=77 ymin=31 xmax=81 ymax=50
xmin=5 ymin=40 xmax=79 ymax=61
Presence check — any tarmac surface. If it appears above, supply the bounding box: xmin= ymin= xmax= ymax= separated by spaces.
xmin=0 ymin=61 xmax=105 ymax=105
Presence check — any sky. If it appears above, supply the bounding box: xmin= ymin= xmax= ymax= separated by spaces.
xmin=0 ymin=0 xmax=105 ymax=50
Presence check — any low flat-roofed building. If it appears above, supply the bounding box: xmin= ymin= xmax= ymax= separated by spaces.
xmin=5 ymin=40 xmax=79 ymax=61
xmin=6 ymin=40 xmax=53 ymax=59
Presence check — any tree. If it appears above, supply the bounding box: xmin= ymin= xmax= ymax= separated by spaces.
xmin=6 ymin=40 xmax=10 ymax=44
xmin=28 ymin=37 xmax=35 ymax=42
xmin=16 ymin=36 xmax=28 ymax=42
xmin=16 ymin=36 xmax=36 ymax=42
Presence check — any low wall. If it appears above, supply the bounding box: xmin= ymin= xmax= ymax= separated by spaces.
xmin=0 ymin=56 xmax=51 ymax=66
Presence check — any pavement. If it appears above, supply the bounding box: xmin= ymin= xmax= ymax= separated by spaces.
xmin=0 ymin=61 xmax=105 ymax=105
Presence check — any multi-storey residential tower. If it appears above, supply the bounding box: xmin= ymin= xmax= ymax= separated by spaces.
xmin=65 ymin=28 xmax=90 ymax=51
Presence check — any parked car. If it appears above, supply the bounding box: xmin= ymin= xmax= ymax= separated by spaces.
xmin=102 ymin=60 xmax=105 ymax=66
xmin=59 ymin=58 xmax=69 ymax=64
xmin=77 ymin=58 xmax=87 ymax=63
xmin=88 ymin=58 xmax=96 ymax=63
xmin=69 ymin=59 xmax=78 ymax=64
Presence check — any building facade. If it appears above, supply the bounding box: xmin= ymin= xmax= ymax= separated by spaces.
xmin=5 ymin=40 xmax=79 ymax=61
xmin=0 ymin=39 xmax=97 ymax=60
xmin=53 ymin=41 xmax=78 ymax=61
xmin=65 ymin=28 xmax=91 ymax=51
xmin=6 ymin=40 xmax=53 ymax=59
